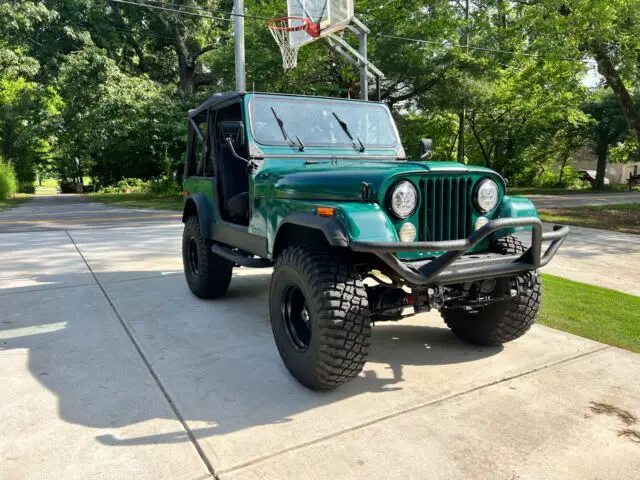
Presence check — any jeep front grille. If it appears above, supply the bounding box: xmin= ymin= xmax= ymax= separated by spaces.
xmin=418 ymin=178 xmax=474 ymax=241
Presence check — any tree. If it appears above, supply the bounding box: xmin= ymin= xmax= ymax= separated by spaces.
xmin=584 ymin=93 xmax=631 ymax=189
xmin=522 ymin=0 xmax=640 ymax=185
xmin=0 ymin=0 xmax=59 ymax=190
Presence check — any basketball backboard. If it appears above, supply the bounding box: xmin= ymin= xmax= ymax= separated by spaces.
xmin=288 ymin=0 xmax=354 ymax=47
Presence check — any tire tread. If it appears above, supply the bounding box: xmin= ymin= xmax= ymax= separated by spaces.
xmin=271 ymin=246 xmax=371 ymax=389
xmin=441 ymin=235 xmax=541 ymax=345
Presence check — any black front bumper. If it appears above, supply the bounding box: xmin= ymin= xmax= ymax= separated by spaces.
xmin=350 ymin=217 xmax=570 ymax=287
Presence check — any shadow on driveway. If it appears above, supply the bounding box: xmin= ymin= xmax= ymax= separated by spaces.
xmin=1 ymin=270 xmax=502 ymax=450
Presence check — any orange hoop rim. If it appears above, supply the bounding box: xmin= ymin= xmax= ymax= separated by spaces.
xmin=267 ymin=16 xmax=313 ymax=33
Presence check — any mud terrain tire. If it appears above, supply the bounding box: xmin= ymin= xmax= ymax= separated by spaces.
xmin=441 ymin=234 xmax=542 ymax=346
xmin=182 ymin=215 xmax=233 ymax=299
xmin=270 ymin=246 xmax=372 ymax=390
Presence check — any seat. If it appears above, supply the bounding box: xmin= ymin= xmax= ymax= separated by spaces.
xmin=228 ymin=192 xmax=249 ymax=219
xmin=217 ymin=143 xmax=249 ymax=224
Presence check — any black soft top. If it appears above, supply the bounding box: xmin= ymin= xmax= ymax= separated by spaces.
xmin=188 ymin=91 xmax=384 ymax=122
xmin=188 ymin=91 xmax=241 ymax=121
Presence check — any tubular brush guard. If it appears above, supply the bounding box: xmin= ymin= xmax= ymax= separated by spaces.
xmin=349 ymin=217 xmax=570 ymax=287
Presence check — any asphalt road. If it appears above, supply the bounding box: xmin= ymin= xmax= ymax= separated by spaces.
xmin=526 ymin=191 xmax=640 ymax=209
xmin=0 ymin=194 xmax=180 ymax=233
xmin=2 ymin=191 xmax=638 ymax=234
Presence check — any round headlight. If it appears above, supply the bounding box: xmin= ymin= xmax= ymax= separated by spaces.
xmin=390 ymin=181 xmax=418 ymax=219
xmin=475 ymin=179 xmax=499 ymax=213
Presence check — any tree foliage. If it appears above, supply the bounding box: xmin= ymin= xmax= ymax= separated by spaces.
xmin=0 ymin=0 xmax=638 ymax=189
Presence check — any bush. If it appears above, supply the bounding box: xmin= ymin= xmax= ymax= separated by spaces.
xmin=100 ymin=178 xmax=151 ymax=194
xmin=0 ymin=158 xmax=18 ymax=200
xmin=18 ymin=182 xmax=36 ymax=194
xmin=98 ymin=176 xmax=180 ymax=195
xmin=148 ymin=177 xmax=181 ymax=195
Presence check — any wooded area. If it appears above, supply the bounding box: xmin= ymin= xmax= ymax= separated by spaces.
xmin=1 ymin=0 xmax=639 ymax=195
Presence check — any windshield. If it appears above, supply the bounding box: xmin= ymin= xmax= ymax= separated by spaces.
xmin=249 ymin=96 xmax=398 ymax=148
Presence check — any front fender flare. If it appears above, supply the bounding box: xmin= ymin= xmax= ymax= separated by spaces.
xmin=275 ymin=212 xmax=349 ymax=248
xmin=182 ymin=193 xmax=213 ymax=239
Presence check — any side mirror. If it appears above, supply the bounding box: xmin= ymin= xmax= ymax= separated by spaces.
xmin=218 ymin=121 xmax=245 ymax=147
xmin=419 ymin=138 xmax=434 ymax=159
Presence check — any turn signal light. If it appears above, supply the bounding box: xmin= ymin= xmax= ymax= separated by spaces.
xmin=317 ymin=207 xmax=335 ymax=217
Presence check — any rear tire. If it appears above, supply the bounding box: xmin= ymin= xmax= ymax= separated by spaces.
xmin=182 ymin=215 xmax=233 ymax=299
xmin=269 ymin=246 xmax=372 ymax=390
xmin=441 ymin=235 xmax=542 ymax=346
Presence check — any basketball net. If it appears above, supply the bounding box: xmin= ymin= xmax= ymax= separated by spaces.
xmin=268 ymin=18 xmax=301 ymax=69
xmin=267 ymin=17 xmax=319 ymax=70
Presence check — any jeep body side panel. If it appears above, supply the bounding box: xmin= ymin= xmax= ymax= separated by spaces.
xmin=253 ymin=158 xmax=511 ymax=260
xmin=490 ymin=195 xmax=538 ymax=239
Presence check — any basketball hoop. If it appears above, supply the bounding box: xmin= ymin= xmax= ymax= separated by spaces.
xmin=267 ymin=16 xmax=320 ymax=69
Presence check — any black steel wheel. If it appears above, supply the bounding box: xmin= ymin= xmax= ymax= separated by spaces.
xmin=187 ymin=237 xmax=200 ymax=276
xmin=182 ymin=215 xmax=233 ymax=299
xmin=281 ymin=284 xmax=312 ymax=351
xmin=269 ymin=246 xmax=372 ymax=390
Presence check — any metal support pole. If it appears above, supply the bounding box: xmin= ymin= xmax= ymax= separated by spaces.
xmin=376 ymin=75 xmax=381 ymax=101
xmin=359 ymin=29 xmax=368 ymax=100
xmin=234 ymin=0 xmax=246 ymax=92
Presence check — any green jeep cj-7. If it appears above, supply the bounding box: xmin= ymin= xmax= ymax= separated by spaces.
xmin=181 ymin=92 xmax=570 ymax=390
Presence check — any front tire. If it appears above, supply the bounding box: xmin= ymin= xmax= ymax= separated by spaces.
xmin=441 ymin=235 xmax=542 ymax=346
xmin=182 ymin=215 xmax=233 ymax=299
xmin=269 ymin=246 xmax=372 ymax=390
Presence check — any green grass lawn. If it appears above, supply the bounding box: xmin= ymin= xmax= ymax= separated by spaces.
xmin=539 ymin=274 xmax=640 ymax=353
xmin=539 ymin=203 xmax=640 ymax=234
xmin=0 ymin=195 xmax=31 ymax=211
xmin=90 ymin=192 xmax=183 ymax=211
xmin=39 ymin=178 xmax=59 ymax=189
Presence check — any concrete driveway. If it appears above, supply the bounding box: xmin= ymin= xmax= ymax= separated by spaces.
xmin=2 ymin=201 xmax=640 ymax=479
xmin=517 ymin=225 xmax=640 ymax=297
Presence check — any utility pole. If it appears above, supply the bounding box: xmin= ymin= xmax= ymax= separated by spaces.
xmin=234 ymin=0 xmax=246 ymax=92
xmin=457 ymin=0 xmax=469 ymax=164
xmin=359 ymin=29 xmax=368 ymax=100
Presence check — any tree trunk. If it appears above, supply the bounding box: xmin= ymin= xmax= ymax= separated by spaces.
xmin=557 ymin=150 xmax=570 ymax=187
xmin=469 ymin=114 xmax=492 ymax=168
xmin=457 ymin=110 xmax=465 ymax=163
xmin=595 ymin=147 xmax=607 ymax=190
xmin=591 ymin=42 xmax=640 ymax=160
xmin=178 ymin=63 xmax=196 ymax=97
xmin=456 ymin=0 xmax=470 ymax=164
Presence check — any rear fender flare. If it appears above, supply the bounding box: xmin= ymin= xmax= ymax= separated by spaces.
xmin=182 ymin=193 xmax=213 ymax=239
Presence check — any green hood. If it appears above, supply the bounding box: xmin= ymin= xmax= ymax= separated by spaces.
xmin=260 ymin=160 xmax=502 ymax=202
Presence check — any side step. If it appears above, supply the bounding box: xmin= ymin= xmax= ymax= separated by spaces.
xmin=211 ymin=242 xmax=273 ymax=268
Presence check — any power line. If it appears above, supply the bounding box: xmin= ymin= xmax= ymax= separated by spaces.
xmin=112 ymin=0 xmax=581 ymax=62
xmin=372 ymin=32 xmax=579 ymax=62
xmin=142 ymin=0 xmax=269 ymax=21
xmin=112 ymin=0 xmax=269 ymax=22
xmin=113 ymin=0 xmax=230 ymax=22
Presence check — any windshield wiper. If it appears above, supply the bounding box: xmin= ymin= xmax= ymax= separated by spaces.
xmin=271 ymin=107 xmax=304 ymax=151
xmin=332 ymin=112 xmax=365 ymax=152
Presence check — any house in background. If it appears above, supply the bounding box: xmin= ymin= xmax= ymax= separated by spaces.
xmin=570 ymin=147 xmax=640 ymax=185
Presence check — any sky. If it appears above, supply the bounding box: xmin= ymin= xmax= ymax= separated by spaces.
xmin=582 ymin=59 xmax=604 ymax=88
